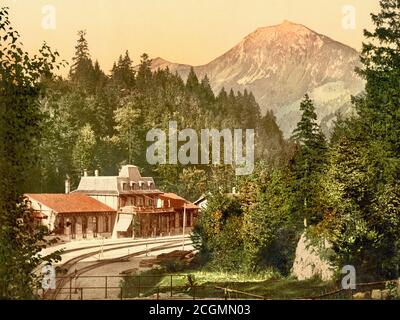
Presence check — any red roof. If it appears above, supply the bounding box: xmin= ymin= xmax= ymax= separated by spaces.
xmin=26 ymin=194 xmax=116 ymax=214
xmin=160 ymin=193 xmax=199 ymax=210
xmin=161 ymin=193 xmax=187 ymax=201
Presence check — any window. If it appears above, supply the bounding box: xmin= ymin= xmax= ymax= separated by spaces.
xmin=121 ymin=182 xmax=129 ymax=191
xmin=138 ymin=197 xmax=144 ymax=207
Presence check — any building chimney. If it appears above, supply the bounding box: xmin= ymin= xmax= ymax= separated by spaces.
xmin=65 ymin=177 xmax=71 ymax=194
xmin=83 ymin=169 xmax=88 ymax=177
xmin=95 ymin=169 xmax=99 ymax=177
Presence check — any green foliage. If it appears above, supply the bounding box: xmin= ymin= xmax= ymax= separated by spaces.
xmin=28 ymin=26 xmax=286 ymax=200
xmin=72 ymin=123 xmax=97 ymax=172
xmin=0 ymin=7 xmax=62 ymax=299
xmin=192 ymin=163 xmax=301 ymax=275
xmin=192 ymin=192 xmax=245 ymax=272
xmin=3 ymin=1 xmax=399 ymax=286
xmin=291 ymin=94 xmax=327 ymax=225
xmin=313 ymin=0 xmax=400 ymax=280
xmin=318 ymin=131 xmax=400 ymax=280
xmin=355 ymin=0 xmax=400 ymax=154
xmin=192 ymin=0 xmax=400 ymax=280
xmin=111 ymin=50 xmax=136 ymax=89
xmin=241 ymin=167 xmax=301 ymax=274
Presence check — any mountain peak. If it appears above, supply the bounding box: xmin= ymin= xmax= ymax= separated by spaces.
xmin=267 ymin=20 xmax=312 ymax=33
xmin=152 ymin=57 xmax=169 ymax=64
xmin=144 ymin=21 xmax=363 ymax=138
xmin=246 ymin=20 xmax=316 ymax=44
xmin=281 ymin=19 xmax=296 ymax=25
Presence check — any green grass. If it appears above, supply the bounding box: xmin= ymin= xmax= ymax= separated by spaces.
xmin=120 ymin=268 xmax=340 ymax=299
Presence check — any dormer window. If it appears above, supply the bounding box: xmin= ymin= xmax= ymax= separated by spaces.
xmin=121 ymin=182 xmax=129 ymax=191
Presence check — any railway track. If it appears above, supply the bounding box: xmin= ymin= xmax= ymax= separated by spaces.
xmin=45 ymin=238 xmax=192 ymax=300
xmin=53 ymin=235 xmax=190 ymax=256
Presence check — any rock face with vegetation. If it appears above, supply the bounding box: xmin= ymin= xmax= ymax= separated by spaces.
xmin=291 ymin=233 xmax=334 ymax=281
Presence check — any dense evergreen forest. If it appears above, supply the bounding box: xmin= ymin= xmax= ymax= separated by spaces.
xmin=30 ymin=30 xmax=288 ymax=201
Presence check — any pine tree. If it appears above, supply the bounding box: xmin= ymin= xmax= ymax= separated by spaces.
xmin=256 ymin=111 xmax=285 ymax=163
xmin=136 ymin=53 xmax=152 ymax=90
xmin=291 ymin=94 xmax=327 ymax=225
xmin=318 ymin=0 xmax=400 ymax=279
xmin=69 ymin=30 xmax=95 ymax=87
xmin=92 ymin=60 xmax=107 ymax=90
xmin=186 ymin=67 xmax=199 ymax=92
xmin=199 ymin=74 xmax=215 ymax=109
xmin=355 ymin=0 xmax=400 ymax=154
xmin=111 ymin=51 xmax=135 ymax=89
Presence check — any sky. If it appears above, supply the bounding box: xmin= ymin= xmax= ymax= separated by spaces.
xmin=2 ymin=0 xmax=380 ymax=76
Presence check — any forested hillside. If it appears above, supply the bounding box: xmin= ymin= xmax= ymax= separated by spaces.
xmin=32 ymin=31 xmax=288 ymax=200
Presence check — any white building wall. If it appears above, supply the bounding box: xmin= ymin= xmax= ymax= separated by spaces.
xmin=90 ymin=195 xmax=118 ymax=210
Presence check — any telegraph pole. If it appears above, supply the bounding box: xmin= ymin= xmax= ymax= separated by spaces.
xmin=182 ymin=203 xmax=186 ymax=251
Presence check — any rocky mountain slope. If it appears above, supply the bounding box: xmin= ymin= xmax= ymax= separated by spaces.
xmin=146 ymin=21 xmax=365 ymax=137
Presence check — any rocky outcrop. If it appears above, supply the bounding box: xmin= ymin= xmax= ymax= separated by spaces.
xmin=291 ymin=232 xmax=335 ymax=281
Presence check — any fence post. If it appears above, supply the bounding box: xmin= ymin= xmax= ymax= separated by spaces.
xmin=105 ymin=276 xmax=108 ymax=299
xmin=74 ymin=269 xmax=78 ymax=293
xmin=193 ymin=285 xmax=195 ymax=300
xmin=120 ymin=286 xmax=123 ymax=300
xmin=69 ymin=276 xmax=72 ymax=300
xmin=80 ymin=288 xmax=83 ymax=300
xmin=138 ymin=276 xmax=141 ymax=298
xmin=170 ymin=275 xmax=173 ymax=297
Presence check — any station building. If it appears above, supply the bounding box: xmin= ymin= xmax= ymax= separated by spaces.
xmin=27 ymin=165 xmax=199 ymax=241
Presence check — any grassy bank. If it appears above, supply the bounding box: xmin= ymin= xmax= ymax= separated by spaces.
xmin=120 ymin=268 xmax=339 ymax=299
